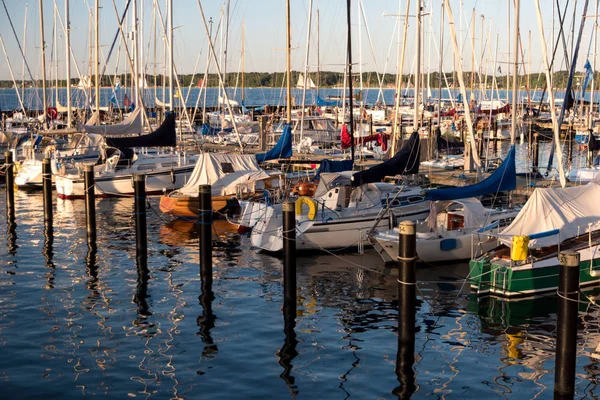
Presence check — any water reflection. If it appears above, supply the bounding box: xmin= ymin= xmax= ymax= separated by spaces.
xmin=6 ymin=219 xmax=17 ymax=255
xmin=43 ymin=224 xmax=55 ymax=288
xmin=277 ymin=296 xmax=299 ymax=396
xmin=197 ymin=257 xmax=217 ymax=358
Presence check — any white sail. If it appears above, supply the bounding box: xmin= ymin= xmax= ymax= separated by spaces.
xmin=155 ymin=97 xmax=171 ymax=108
xmin=76 ymin=76 xmax=92 ymax=90
xmin=83 ymin=107 xmax=143 ymax=136
xmin=296 ymin=73 xmax=317 ymax=89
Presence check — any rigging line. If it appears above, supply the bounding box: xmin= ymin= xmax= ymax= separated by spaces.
xmin=100 ymin=0 xmax=132 ymax=81
xmin=536 ymin=0 xmax=571 ymax=112
xmin=547 ymin=0 xmax=591 ymax=174
xmin=1 ymin=0 xmax=38 ymax=95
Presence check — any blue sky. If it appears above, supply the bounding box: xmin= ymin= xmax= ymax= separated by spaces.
xmin=0 ymin=1 xmax=596 ymax=84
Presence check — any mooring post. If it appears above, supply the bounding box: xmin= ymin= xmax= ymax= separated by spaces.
xmin=199 ymin=184 xmax=213 ymax=285
xmin=492 ymin=119 xmax=499 ymax=154
xmin=84 ymin=165 xmax=96 ymax=245
xmin=42 ymin=158 xmax=53 ymax=228
xmin=532 ymin=133 xmax=540 ymax=173
xmin=133 ymin=174 xmax=147 ymax=262
xmin=282 ymin=201 xmax=296 ymax=306
xmin=554 ymin=251 xmax=580 ymax=398
xmin=395 ymin=220 xmax=417 ymax=397
xmin=4 ymin=151 xmax=15 ymax=223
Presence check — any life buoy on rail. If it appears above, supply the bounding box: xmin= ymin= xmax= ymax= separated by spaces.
xmin=295 ymin=196 xmax=317 ymax=220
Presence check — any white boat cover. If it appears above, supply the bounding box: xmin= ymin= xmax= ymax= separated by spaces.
xmin=82 ymin=107 xmax=143 ymax=136
xmin=498 ymin=180 xmax=600 ymax=248
xmin=427 ymin=198 xmax=488 ymax=231
xmin=313 ymin=171 xmax=354 ymax=198
xmin=155 ymin=97 xmax=171 ymax=108
xmin=174 ymin=152 xmax=270 ymax=197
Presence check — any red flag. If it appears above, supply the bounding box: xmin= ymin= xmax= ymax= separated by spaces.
xmin=123 ymin=94 xmax=131 ymax=107
xmin=340 ymin=124 xmax=351 ymax=149
xmin=197 ymin=78 xmax=204 ymax=88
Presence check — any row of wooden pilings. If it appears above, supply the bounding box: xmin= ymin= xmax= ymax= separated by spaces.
xmin=1 ymin=151 xmax=583 ymax=397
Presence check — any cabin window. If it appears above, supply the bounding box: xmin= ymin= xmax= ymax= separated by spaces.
xmin=221 ymin=162 xmax=234 ymax=173
xmin=137 ymin=164 xmax=155 ymax=171
xmin=407 ymin=196 xmax=424 ymax=203
xmin=161 ymin=161 xmax=177 ymax=168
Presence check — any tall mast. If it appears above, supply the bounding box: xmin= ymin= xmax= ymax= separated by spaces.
xmin=437 ymin=2 xmax=444 ymax=122
xmin=22 ymin=5 xmax=27 ymax=109
xmin=413 ymin=0 xmax=421 ymax=130
xmin=470 ymin=7 xmax=475 ymax=94
xmin=286 ymin=0 xmax=291 ymax=123
xmin=316 ymin=8 xmax=320 ymax=96
xmin=132 ymin=0 xmax=139 ymax=106
xmin=510 ymin=0 xmax=519 ymax=145
xmin=39 ymin=0 xmax=48 ymax=128
xmin=65 ymin=0 xmax=72 ymax=126
xmin=591 ymin=0 xmax=598 ymax=129
xmin=347 ymin=0 xmax=355 ymax=161
xmin=94 ymin=0 xmax=100 ymax=123
xmin=241 ymin=21 xmax=245 ymax=103
xmin=168 ymin=0 xmax=173 ymax=112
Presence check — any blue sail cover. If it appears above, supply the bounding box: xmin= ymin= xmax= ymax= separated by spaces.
xmin=350 ymin=132 xmax=420 ymax=187
xmin=425 ymin=145 xmax=516 ymax=201
xmin=255 ymin=123 xmax=292 ymax=163
xmin=314 ymin=159 xmax=354 ymax=181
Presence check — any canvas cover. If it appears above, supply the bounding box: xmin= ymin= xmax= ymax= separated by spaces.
xmin=175 ymin=152 xmax=270 ymax=197
xmin=313 ymin=171 xmax=354 ymax=198
xmin=427 ymin=198 xmax=488 ymax=231
xmin=498 ymin=179 xmax=600 ymax=248
xmin=83 ymin=107 xmax=143 ymax=136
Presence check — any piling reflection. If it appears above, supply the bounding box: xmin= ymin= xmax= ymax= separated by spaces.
xmin=277 ymin=296 xmax=299 ymax=396
xmin=134 ymin=253 xmax=150 ymax=318
xmin=43 ymin=224 xmax=55 ymax=288
xmin=197 ymin=266 xmax=217 ymax=358
xmin=6 ymin=219 xmax=17 ymax=255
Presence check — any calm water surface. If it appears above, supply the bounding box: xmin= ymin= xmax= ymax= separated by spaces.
xmin=2 ymin=188 xmax=600 ymax=399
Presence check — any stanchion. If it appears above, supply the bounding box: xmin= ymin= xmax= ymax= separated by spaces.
xmin=42 ymin=158 xmax=53 ymax=228
xmin=84 ymin=165 xmax=96 ymax=245
xmin=282 ymin=201 xmax=296 ymax=305
xmin=199 ymin=185 xmax=213 ymax=284
xmin=4 ymin=151 xmax=15 ymax=223
xmin=394 ymin=220 xmax=417 ymax=398
xmin=554 ymin=251 xmax=580 ymax=398
xmin=133 ymin=174 xmax=147 ymax=262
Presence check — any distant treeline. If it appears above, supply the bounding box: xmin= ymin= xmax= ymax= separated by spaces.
xmin=0 ymin=69 xmax=594 ymax=91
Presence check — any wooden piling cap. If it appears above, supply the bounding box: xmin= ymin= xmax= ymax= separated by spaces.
xmin=399 ymin=220 xmax=416 ymax=235
xmin=282 ymin=202 xmax=295 ymax=212
xmin=558 ymin=251 xmax=580 ymax=267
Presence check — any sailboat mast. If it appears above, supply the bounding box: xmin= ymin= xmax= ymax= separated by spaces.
xmin=94 ymin=0 xmax=100 ymax=123
xmin=413 ymin=0 xmax=421 ymax=130
xmin=241 ymin=21 xmax=245 ymax=103
xmin=132 ymin=0 xmax=139 ymax=106
xmin=168 ymin=0 xmax=174 ymax=112
xmin=286 ymin=0 xmax=291 ymax=123
xmin=65 ymin=0 xmax=72 ymax=127
xmin=21 ymin=5 xmax=27 ymax=107
xmin=316 ymin=8 xmax=320 ymax=96
xmin=347 ymin=0 xmax=355 ymax=161
xmin=591 ymin=0 xmax=598 ymax=129
xmin=39 ymin=0 xmax=48 ymax=128
xmin=438 ymin=2 xmax=444 ymax=122
xmin=510 ymin=0 xmax=519 ymax=145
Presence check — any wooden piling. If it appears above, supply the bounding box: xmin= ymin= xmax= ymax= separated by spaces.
xmin=84 ymin=165 xmax=96 ymax=245
xmin=42 ymin=158 xmax=53 ymax=228
xmin=554 ymin=251 xmax=580 ymax=398
xmin=4 ymin=151 xmax=15 ymax=223
xmin=282 ymin=201 xmax=296 ymax=305
xmin=199 ymin=184 xmax=213 ymax=285
xmin=395 ymin=220 xmax=417 ymax=397
xmin=133 ymin=174 xmax=147 ymax=262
